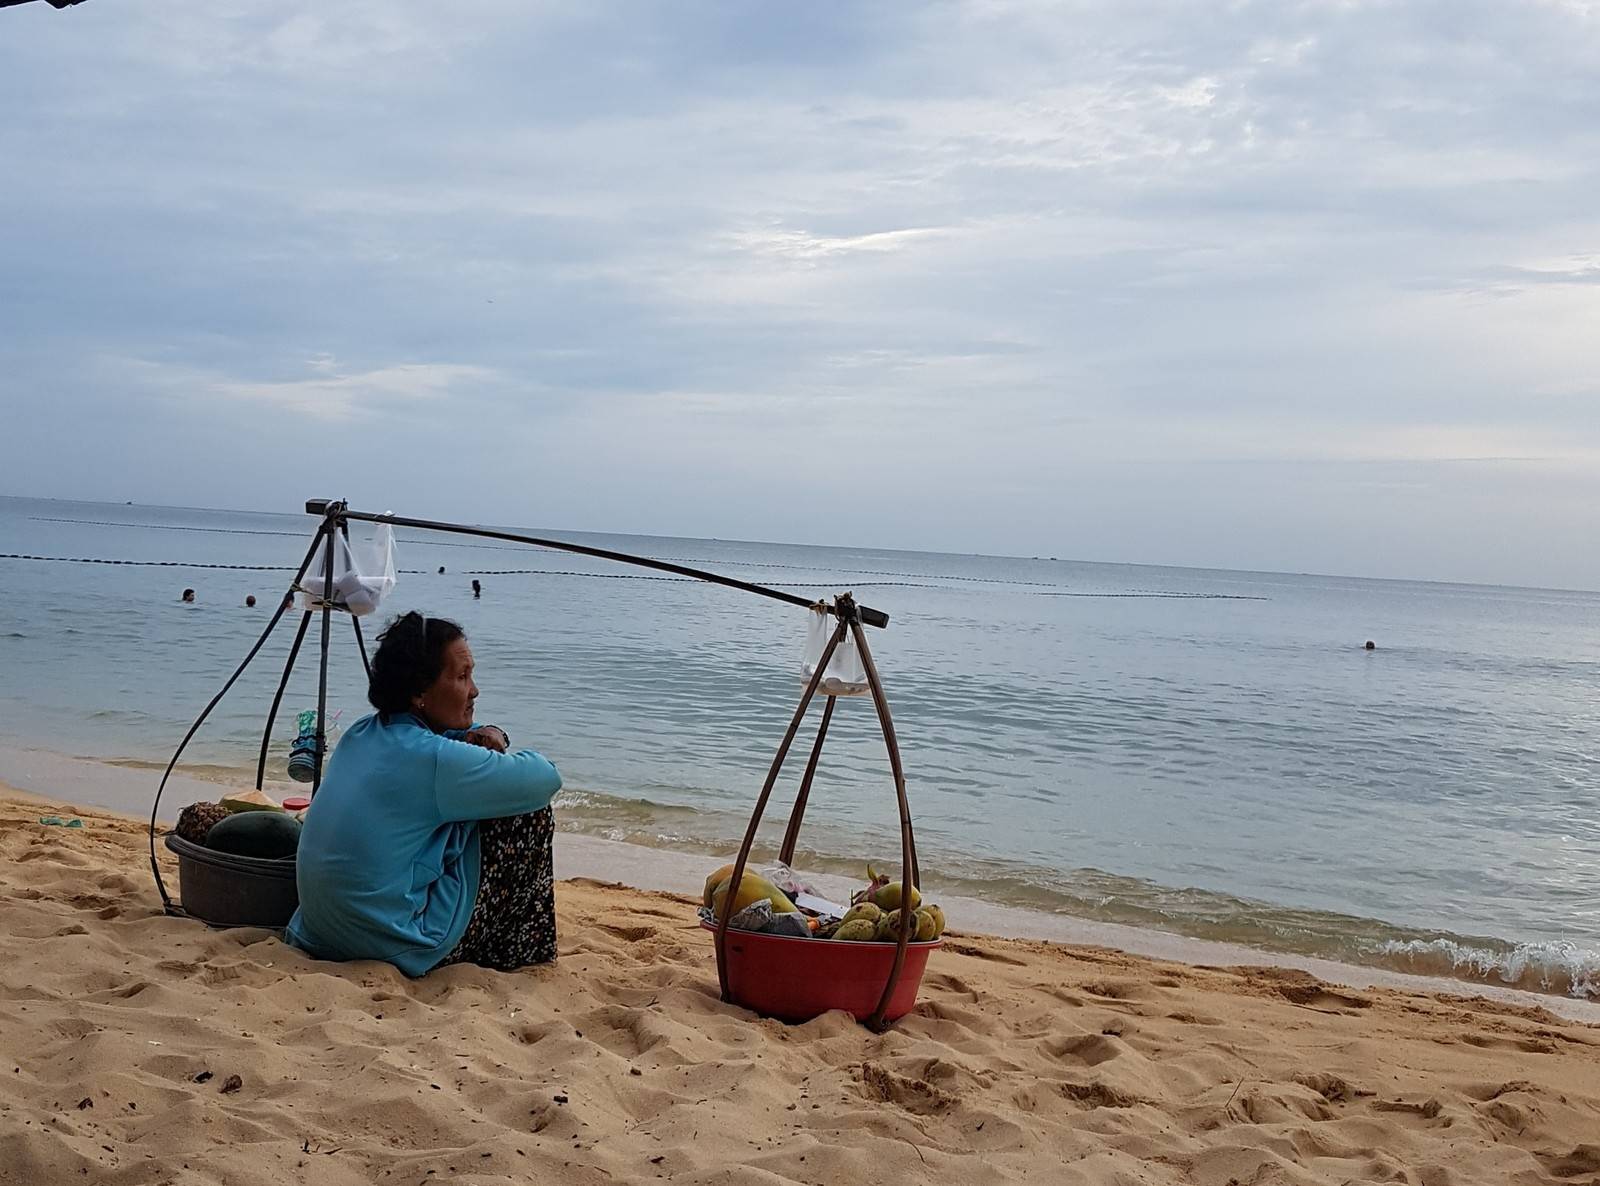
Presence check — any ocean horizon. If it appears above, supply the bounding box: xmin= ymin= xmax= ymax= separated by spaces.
xmin=12 ymin=491 xmax=1598 ymax=597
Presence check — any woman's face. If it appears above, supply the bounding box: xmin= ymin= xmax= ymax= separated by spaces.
xmin=414 ymin=638 xmax=478 ymax=731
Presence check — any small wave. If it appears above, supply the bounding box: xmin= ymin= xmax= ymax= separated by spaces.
xmin=1373 ymin=938 xmax=1600 ymax=999
xmin=100 ymin=757 xmax=261 ymax=783
xmin=558 ymin=789 xmax=704 ymax=820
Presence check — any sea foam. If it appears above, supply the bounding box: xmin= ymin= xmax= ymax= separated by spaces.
xmin=1374 ymin=937 xmax=1600 ymax=999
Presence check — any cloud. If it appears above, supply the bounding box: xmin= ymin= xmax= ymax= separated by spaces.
xmin=728 ymin=225 xmax=953 ymax=264
xmin=214 ymin=361 xmax=498 ymax=421
xmin=1488 ymin=256 xmax=1600 ymax=287
xmin=2 ymin=0 xmax=1599 ymax=586
xmin=118 ymin=356 xmax=500 ymax=423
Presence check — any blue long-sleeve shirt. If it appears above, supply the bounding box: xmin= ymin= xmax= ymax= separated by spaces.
xmin=285 ymin=712 xmax=561 ymax=975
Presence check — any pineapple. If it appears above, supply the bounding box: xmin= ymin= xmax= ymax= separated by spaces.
xmin=175 ymin=801 xmax=229 ymax=846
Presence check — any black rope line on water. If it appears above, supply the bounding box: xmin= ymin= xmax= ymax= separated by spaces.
xmin=460 ymin=568 xmax=943 ymax=591
xmin=0 ymin=553 xmax=1267 ymax=599
xmin=1036 ymin=591 xmax=1267 ymax=600
xmin=32 ymin=515 xmax=1220 ymax=590
xmin=0 ymin=554 xmax=434 ymax=576
xmin=2 ymin=554 xmax=298 ymax=571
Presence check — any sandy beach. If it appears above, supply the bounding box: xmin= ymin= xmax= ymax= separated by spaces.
xmin=4 ymin=785 xmax=1599 ymax=1186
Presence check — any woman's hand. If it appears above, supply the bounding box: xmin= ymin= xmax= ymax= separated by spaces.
xmin=463 ymin=725 xmax=510 ymax=753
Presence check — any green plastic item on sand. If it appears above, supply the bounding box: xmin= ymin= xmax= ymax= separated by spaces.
xmin=38 ymin=816 xmax=84 ymax=828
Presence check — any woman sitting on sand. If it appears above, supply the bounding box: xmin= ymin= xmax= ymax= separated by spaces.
xmin=286 ymin=611 xmax=562 ymax=975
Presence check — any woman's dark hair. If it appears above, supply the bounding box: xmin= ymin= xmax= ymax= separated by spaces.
xmin=368 ymin=611 xmax=465 ymax=716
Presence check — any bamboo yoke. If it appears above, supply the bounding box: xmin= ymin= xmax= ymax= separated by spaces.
xmin=150 ymin=499 xmax=919 ymax=1031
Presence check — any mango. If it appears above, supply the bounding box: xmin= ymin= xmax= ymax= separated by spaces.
xmin=709 ymin=871 xmax=797 ymax=918
xmin=912 ymin=908 xmax=938 ymax=942
xmin=870 ymin=881 xmax=921 ymax=912
xmin=833 ymin=919 xmax=878 ymax=942
xmin=924 ymin=904 xmax=946 ymax=939
xmin=840 ymin=902 xmax=883 ymax=928
xmin=874 ymin=909 xmax=905 ymax=941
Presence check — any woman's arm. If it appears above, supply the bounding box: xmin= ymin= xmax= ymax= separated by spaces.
xmin=432 ymin=738 xmax=562 ymax=822
xmin=442 ymin=724 xmax=509 ymax=751
xmin=463 ymin=725 xmax=510 ymax=752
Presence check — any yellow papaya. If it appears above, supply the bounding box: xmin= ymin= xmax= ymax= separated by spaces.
xmin=710 ymin=871 xmax=797 ymax=917
xmin=703 ymin=863 xmax=736 ymax=908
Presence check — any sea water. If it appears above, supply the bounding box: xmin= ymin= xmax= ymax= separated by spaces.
xmin=1 ymin=495 xmax=1596 ymax=998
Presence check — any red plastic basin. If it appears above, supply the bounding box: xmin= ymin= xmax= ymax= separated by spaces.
xmin=704 ymin=921 xmax=940 ymax=1024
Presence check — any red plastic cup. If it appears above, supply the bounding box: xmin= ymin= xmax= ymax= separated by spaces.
xmin=281 ymin=796 xmax=311 ymax=812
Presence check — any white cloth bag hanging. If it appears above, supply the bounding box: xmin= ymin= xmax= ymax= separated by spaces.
xmin=800 ymin=604 xmax=870 ymax=696
xmin=296 ymin=523 xmax=397 ymax=616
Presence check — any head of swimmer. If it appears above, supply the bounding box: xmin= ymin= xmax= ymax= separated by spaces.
xmin=369 ymin=611 xmax=476 ymax=731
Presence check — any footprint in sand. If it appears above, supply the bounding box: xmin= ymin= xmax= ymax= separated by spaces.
xmin=1045 ymin=1032 xmax=1124 ymax=1067
xmin=1462 ymin=1079 xmax=1536 ymax=1102
xmin=859 ymin=1061 xmax=956 ymax=1115
xmin=1535 ymin=1144 xmax=1600 ymax=1179
xmin=1293 ymin=1071 xmax=1370 ymax=1103
xmin=596 ymin=923 xmax=658 ymax=943
xmin=924 ymin=972 xmax=980 ymax=1002
xmin=1370 ymin=1096 xmax=1446 ymax=1122
xmin=1058 ymin=1079 xmax=1147 ymax=1109
xmin=1078 ymin=979 xmax=1150 ymax=1001
xmin=1460 ymin=1032 xmax=1559 ymax=1055
xmin=941 ymin=941 xmax=1026 ymax=966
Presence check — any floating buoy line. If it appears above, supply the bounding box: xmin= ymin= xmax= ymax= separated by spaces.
xmin=2 ymin=549 xmax=1264 ymax=599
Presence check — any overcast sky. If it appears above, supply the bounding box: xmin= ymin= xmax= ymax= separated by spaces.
xmin=2 ymin=1 xmax=1596 ymax=588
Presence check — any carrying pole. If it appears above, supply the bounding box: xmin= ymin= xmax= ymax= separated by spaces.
xmin=307 ymin=500 xmax=889 ymax=629
xmin=255 ymin=610 xmax=313 ymax=790
xmin=778 ymin=695 xmax=835 ymax=867
xmin=714 ymin=617 xmax=847 ymax=1002
xmin=850 ymin=610 xmax=920 ymax=1029
xmin=312 ymin=504 xmax=338 ymax=793
xmin=339 ymin=518 xmax=373 ymax=680
xmin=149 ymin=521 xmax=331 ymax=912
xmin=350 ymin=615 xmax=372 ymax=681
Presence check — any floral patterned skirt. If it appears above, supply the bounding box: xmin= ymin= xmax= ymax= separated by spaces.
xmin=439 ymin=807 xmax=557 ymax=971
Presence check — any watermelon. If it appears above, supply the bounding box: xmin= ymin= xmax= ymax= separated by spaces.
xmin=205 ymin=811 xmax=301 ymax=859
